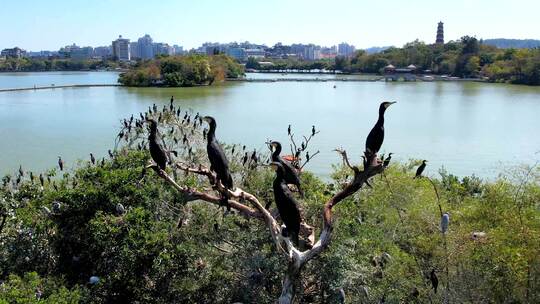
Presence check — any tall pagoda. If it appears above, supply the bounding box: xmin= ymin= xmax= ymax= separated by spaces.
xmin=436 ymin=21 xmax=444 ymax=45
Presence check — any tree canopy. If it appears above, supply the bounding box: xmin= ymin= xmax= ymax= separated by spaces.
xmin=118 ymin=54 xmax=244 ymax=87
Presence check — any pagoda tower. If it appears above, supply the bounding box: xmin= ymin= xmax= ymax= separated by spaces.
xmin=436 ymin=21 xmax=444 ymax=45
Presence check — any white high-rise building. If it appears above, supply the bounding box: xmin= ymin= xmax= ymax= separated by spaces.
xmin=338 ymin=42 xmax=356 ymax=57
xmin=137 ymin=34 xmax=154 ymax=59
xmin=112 ymin=35 xmax=131 ymax=61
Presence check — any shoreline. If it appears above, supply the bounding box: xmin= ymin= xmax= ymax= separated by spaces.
xmin=0 ymin=84 xmax=122 ymax=92
xmin=0 ymin=77 xmax=490 ymax=92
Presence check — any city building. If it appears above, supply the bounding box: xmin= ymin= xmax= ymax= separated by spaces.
xmin=303 ymin=45 xmax=315 ymax=60
xmin=112 ymin=35 xmax=131 ymax=61
xmin=1 ymin=47 xmax=26 ymax=59
xmin=173 ymin=45 xmax=184 ymax=55
xmin=436 ymin=21 xmax=444 ymax=44
xmin=94 ymin=46 xmax=112 ymax=59
xmin=130 ymin=42 xmax=140 ymax=59
xmin=153 ymin=43 xmax=174 ymax=56
xmin=244 ymin=48 xmax=265 ymax=59
xmin=137 ymin=34 xmax=154 ymax=59
xmin=27 ymin=50 xmax=57 ymax=58
xmin=226 ymin=47 xmax=246 ymax=61
xmin=338 ymin=42 xmax=356 ymax=57
xmin=59 ymin=44 xmax=94 ymax=60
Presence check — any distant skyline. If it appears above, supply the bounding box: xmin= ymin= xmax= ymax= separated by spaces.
xmin=1 ymin=0 xmax=539 ymax=51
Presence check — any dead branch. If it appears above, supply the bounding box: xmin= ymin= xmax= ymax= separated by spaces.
xmin=334 ymin=148 xmax=359 ymax=173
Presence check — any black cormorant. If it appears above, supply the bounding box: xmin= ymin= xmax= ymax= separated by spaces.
xmin=147 ymin=119 xmax=168 ymax=171
xmin=90 ymin=153 xmax=96 ymax=165
xmin=58 ymin=157 xmax=64 ymax=171
xmin=383 ymin=153 xmax=393 ymax=168
xmin=414 ymin=160 xmax=427 ymax=178
xmin=39 ymin=174 xmax=44 ymax=187
xmin=287 ymin=124 xmax=291 ymax=136
xmin=270 ymin=162 xmax=302 ymax=245
xmin=312 ymin=125 xmax=316 ymax=136
xmin=242 ymin=152 xmax=248 ymax=166
xmin=270 ymin=141 xmax=303 ymax=197
xmin=430 ymin=269 xmax=439 ymax=294
xmin=365 ymin=101 xmax=396 ymax=156
xmin=203 ymin=116 xmax=234 ymax=191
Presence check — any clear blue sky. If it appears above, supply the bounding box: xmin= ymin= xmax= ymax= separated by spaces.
xmin=1 ymin=0 xmax=538 ymax=51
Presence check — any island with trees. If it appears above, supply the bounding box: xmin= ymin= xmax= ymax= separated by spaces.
xmin=117 ymin=54 xmax=244 ymax=87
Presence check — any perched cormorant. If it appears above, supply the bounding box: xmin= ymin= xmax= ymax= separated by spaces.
xmin=365 ymin=101 xmax=396 ymax=156
xmin=58 ymin=156 xmax=64 ymax=171
xmin=108 ymin=150 xmax=114 ymax=159
xmin=312 ymin=125 xmax=316 ymax=136
xmin=90 ymin=153 xmax=96 ymax=165
xmin=287 ymin=124 xmax=291 ymax=136
xmin=383 ymin=153 xmax=393 ymax=168
xmin=430 ymin=269 xmax=439 ymax=294
xmin=19 ymin=165 xmax=24 ymax=177
xmin=147 ymin=119 xmax=168 ymax=171
xmin=414 ymin=160 xmax=427 ymax=178
xmin=250 ymin=150 xmax=257 ymax=164
xmin=270 ymin=162 xmax=302 ymax=245
xmin=242 ymin=152 xmax=248 ymax=166
xmin=39 ymin=174 xmax=44 ymax=187
xmin=203 ymin=116 xmax=234 ymax=191
xmin=270 ymin=141 xmax=303 ymax=197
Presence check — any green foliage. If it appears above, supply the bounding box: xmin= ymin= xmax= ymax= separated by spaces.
xmin=0 ymin=58 xmax=121 ymax=72
xmin=118 ymin=54 xmax=244 ymax=87
xmin=0 ymin=272 xmax=81 ymax=303
xmin=249 ymin=37 xmax=540 ymax=85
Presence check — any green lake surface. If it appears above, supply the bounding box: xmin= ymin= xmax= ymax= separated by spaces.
xmin=1 ymin=71 xmax=539 ymax=179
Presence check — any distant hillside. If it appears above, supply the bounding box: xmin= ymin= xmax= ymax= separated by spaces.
xmin=364 ymin=46 xmax=392 ymax=54
xmin=483 ymin=38 xmax=540 ymax=49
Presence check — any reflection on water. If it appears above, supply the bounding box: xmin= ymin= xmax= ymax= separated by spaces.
xmin=1 ymin=72 xmax=539 ymax=179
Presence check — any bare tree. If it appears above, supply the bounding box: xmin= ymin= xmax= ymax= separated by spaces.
xmin=119 ymin=106 xmax=388 ymax=303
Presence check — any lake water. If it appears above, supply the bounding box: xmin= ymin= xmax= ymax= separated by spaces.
xmin=1 ymin=71 xmax=539 ymax=179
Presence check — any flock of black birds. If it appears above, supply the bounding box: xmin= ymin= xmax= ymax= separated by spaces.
xmin=4 ymin=95 xmax=442 ymax=298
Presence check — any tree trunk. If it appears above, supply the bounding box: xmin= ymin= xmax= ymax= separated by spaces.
xmin=279 ymin=261 xmax=301 ymax=304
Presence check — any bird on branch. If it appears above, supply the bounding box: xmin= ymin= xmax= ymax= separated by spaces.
xmin=58 ymin=156 xmax=64 ymax=171
xmin=365 ymin=101 xmax=396 ymax=161
xmin=414 ymin=160 xmax=427 ymax=178
xmin=383 ymin=153 xmax=393 ymax=168
xmin=270 ymin=161 xmax=302 ymax=246
xmin=269 ymin=141 xmax=303 ymax=199
xmin=147 ymin=119 xmax=168 ymax=172
xmin=203 ymin=116 xmax=234 ymax=210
